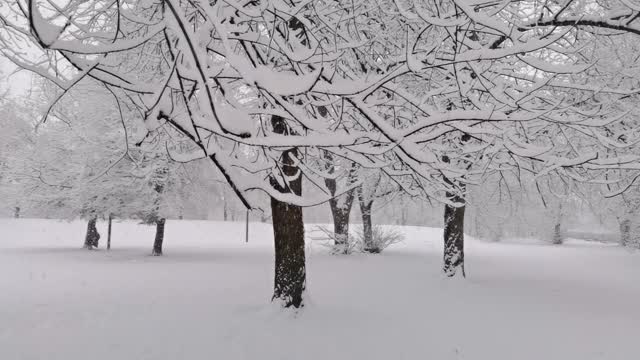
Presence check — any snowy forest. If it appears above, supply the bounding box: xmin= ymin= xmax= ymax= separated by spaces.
xmin=1 ymin=0 xmax=640 ymax=359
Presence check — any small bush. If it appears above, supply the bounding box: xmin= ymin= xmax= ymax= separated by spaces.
xmin=309 ymin=225 xmax=405 ymax=254
xmin=356 ymin=225 xmax=404 ymax=254
xmin=310 ymin=226 xmax=360 ymax=255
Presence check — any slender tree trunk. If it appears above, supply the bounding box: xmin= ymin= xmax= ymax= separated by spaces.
xmin=223 ymin=195 xmax=228 ymax=221
xmin=620 ymin=219 xmax=630 ymax=247
xmin=443 ymin=194 xmax=465 ymax=277
xmin=150 ymin=165 xmax=168 ymax=255
xmin=83 ymin=217 xmax=100 ymax=249
xmin=107 ymin=214 xmax=112 ymax=250
xmin=270 ymin=115 xmax=306 ymax=308
xmin=356 ymin=173 xmax=383 ymax=252
xmin=552 ymin=223 xmax=563 ymax=245
xmin=245 ymin=211 xmax=249 ymax=243
xmin=360 ymin=201 xmax=376 ymax=253
xmin=473 ymin=209 xmax=480 ymax=239
xmin=324 ymin=154 xmax=357 ymax=251
xmin=400 ymin=197 xmax=408 ymax=226
xmin=552 ymin=203 xmax=564 ymax=245
xmin=152 ymin=218 xmax=166 ymax=256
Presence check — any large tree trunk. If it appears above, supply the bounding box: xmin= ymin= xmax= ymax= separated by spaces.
xmin=270 ymin=115 xmax=306 ymax=308
xmin=443 ymin=193 xmax=465 ymax=277
xmin=271 ymin=193 xmax=305 ymax=308
xmin=83 ymin=217 xmax=100 ymax=249
xmin=152 ymin=218 xmax=166 ymax=256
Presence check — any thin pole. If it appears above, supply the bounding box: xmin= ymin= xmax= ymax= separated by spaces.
xmin=107 ymin=214 xmax=112 ymax=250
xmin=245 ymin=210 xmax=249 ymax=243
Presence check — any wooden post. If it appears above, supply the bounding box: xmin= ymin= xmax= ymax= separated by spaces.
xmin=245 ymin=210 xmax=249 ymax=243
xmin=107 ymin=214 xmax=112 ymax=250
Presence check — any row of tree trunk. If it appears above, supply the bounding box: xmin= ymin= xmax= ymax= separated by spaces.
xmin=76 ymin=112 xmax=468 ymax=309
xmin=83 ymin=216 xmax=166 ymax=255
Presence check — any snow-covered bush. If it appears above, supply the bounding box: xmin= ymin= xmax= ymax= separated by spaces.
xmin=311 ymin=226 xmax=361 ymax=255
xmin=310 ymin=225 xmax=404 ymax=254
xmin=357 ymin=225 xmax=404 ymax=254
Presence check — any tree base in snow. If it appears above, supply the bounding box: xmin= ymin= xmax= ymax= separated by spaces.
xmin=152 ymin=218 xmax=165 ymax=257
xmin=443 ymin=264 xmax=466 ymax=278
xmin=310 ymin=226 xmax=359 ymax=255
xmin=359 ymin=225 xmax=404 ymax=255
xmin=272 ymin=294 xmax=305 ymax=309
xmin=363 ymin=247 xmax=382 ymax=254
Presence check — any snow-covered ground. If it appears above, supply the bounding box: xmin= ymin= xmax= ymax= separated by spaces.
xmin=1 ymin=219 xmax=638 ymax=360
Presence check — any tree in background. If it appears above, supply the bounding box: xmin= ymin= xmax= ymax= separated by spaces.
xmin=323 ymin=152 xmax=358 ymax=253
xmin=356 ymin=169 xmax=398 ymax=253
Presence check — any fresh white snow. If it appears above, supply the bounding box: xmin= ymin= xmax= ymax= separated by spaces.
xmin=1 ymin=219 xmax=638 ymax=360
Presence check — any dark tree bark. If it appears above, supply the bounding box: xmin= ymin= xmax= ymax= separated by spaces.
xmin=443 ymin=193 xmax=465 ymax=277
xmin=107 ymin=214 xmax=112 ymax=250
xmin=620 ymin=219 xmax=630 ymax=247
xmin=152 ymin=218 xmax=166 ymax=256
xmin=150 ymin=165 xmax=168 ymax=255
xmin=270 ymin=115 xmax=306 ymax=308
xmin=441 ymin=141 xmax=472 ymax=277
xmin=14 ymin=206 xmax=20 ymax=218
xmin=83 ymin=217 xmax=100 ymax=249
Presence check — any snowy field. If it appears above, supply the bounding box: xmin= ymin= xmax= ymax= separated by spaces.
xmin=1 ymin=219 xmax=639 ymax=360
